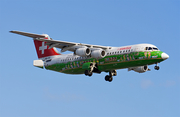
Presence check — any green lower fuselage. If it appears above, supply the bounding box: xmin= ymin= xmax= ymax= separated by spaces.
xmin=45 ymin=51 xmax=164 ymax=74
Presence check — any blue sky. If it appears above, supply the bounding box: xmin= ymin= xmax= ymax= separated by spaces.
xmin=0 ymin=0 xmax=179 ymax=117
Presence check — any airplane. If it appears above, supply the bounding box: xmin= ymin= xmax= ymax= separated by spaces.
xmin=10 ymin=31 xmax=169 ymax=82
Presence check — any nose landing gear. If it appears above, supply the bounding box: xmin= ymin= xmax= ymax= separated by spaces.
xmin=154 ymin=63 xmax=160 ymax=70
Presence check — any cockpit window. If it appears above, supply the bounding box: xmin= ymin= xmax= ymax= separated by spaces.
xmin=145 ymin=47 xmax=159 ymax=51
xmin=148 ymin=47 xmax=152 ymax=50
xmin=145 ymin=47 xmax=148 ymax=50
xmin=153 ymin=47 xmax=158 ymax=50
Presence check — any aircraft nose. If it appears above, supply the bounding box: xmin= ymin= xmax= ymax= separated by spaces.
xmin=161 ymin=52 xmax=169 ymax=60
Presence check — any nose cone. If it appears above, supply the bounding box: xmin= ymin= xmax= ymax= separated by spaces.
xmin=161 ymin=53 xmax=169 ymax=60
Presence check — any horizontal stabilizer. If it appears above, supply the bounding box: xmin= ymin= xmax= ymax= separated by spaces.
xmin=10 ymin=31 xmax=46 ymax=38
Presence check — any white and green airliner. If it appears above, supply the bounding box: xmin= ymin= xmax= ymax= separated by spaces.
xmin=10 ymin=31 xmax=169 ymax=82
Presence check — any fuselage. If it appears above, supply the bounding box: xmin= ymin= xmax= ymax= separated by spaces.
xmin=44 ymin=43 xmax=169 ymax=74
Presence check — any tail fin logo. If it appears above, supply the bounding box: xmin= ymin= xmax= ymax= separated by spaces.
xmin=39 ymin=42 xmax=47 ymax=54
xmin=34 ymin=40 xmax=60 ymax=59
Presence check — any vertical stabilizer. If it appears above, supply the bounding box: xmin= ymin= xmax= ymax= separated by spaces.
xmin=34 ymin=35 xmax=60 ymax=59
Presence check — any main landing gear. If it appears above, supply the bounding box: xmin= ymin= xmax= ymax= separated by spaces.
xmin=84 ymin=63 xmax=117 ymax=82
xmin=85 ymin=70 xmax=93 ymax=76
xmin=154 ymin=63 xmax=160 ymax=70
xmin=105 ymin=70 xmax=117 ymax=82
xmin=84 ymin=63 xmax=96 ymax=77
xmin=84 ymin=69 xmax=117 ymax=82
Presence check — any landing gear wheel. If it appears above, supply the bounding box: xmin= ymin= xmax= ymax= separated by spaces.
xmin=88 ymin=72 xmax=93 ymax=76
xmin=108 ymin=77 xmax=113 ymax=82
xmin=105 ymin=75 xmax=113 ymax=82
xmin=85 ymin=70 xmax=89 ymax=76
xmin=84 ymin=70 xmax=93 ymax=76
xmin=154 ymin=66 xmax=160 ymax=70
xmin=105 ymin=75 xmax=109 ymax=81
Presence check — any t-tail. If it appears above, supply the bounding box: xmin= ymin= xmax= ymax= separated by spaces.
xmin=10 ymin=31 xmax=61 ymax=59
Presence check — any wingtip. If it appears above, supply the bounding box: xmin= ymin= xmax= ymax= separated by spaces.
xmin=9 ymin=30 xmax=16 ymax=33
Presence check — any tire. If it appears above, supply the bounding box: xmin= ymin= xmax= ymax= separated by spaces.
xmin=108 ymin=77 xmax=113 ymax=82
xmin=105 ymin=75 xmax=109 ymax=81
xmin=105 ymin=75 xmax=113 ymax=82
xmin=85 ymin=70 xmax=89 ymax=76
xmin=154 ymin=66 xmax=160 ymax=70
xmin=88 ymin=72 xmax=93 ymax=76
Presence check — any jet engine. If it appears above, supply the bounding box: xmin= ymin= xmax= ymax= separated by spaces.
xmin=91 ymin=49 xmax=106 ymax=59
xmin=129 ymin=65 xmax=149 ymax=73
xmin=74 ymin=48 xmax=91 ymax=57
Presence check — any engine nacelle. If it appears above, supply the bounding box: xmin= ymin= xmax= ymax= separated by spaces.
xmin=74 ymin=48 xmax=91 ymax=57
xmin=91 ymin=49 xmax=106 ymax=59
xmin=129 ymin=65 xmax=148 ymax=73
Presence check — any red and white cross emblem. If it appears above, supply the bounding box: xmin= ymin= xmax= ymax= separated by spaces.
xmin=39 ymin=42 xmax=47 ymax=54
